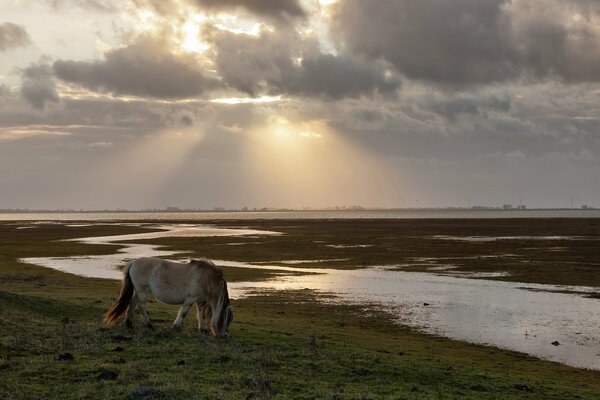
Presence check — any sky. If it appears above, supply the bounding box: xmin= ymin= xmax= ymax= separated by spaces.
xmin=1 ymin=0 xmax=599 ymax=210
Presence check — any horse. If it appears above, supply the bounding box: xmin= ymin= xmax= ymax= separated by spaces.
xmin=103 ymin=257 xmax=233 ymax=337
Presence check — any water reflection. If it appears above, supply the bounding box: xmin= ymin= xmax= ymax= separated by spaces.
xmin=227 ymin=266 xmax=600 ymax=370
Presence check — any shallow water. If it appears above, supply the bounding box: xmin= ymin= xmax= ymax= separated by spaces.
xmin=231 ymin=266 xmax=600 ymax=370
xmin=20 ymin=224 xmax=279 ymax=280
xmin=18 ymin=223 xmax=600 ymax=370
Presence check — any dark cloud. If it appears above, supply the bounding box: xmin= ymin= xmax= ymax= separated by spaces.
xmin=180 ymin=115 xmax=194 ymax=126
xmin=423 ymin=93 xmax=511 ymax=121
xmin=330 ymin=0 xmax=514 ymax=85
xmin=53 ymin=37 xmax=217 ymax=99
xmin=211 ymin=29 xmax=297 ymax=95
xmin=0 ymin=22 xmax=32 ymax=51
xmin=212 ymin=30 xmax=399 ymax=99
xmin=291 ymin=54 xmax=399 ymax=98
xmin=192 ymin=0 xmax=306 ymax=21
xmin=331 ymin=0 xmax=600 ymax=85
xmin=20 ymin=61 xmax=60 ymax=110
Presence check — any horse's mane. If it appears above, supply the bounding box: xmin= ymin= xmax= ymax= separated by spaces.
xmin=189 ymin=258 xmax=224 ymax=279
xmin=190 ymin=258 xmax=231 ymax=335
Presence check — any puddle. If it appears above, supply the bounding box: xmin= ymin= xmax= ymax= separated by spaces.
xmin=17 ymin=224 xmax=600 ymax=371
xmin=22 ymin=245 xmax=177 ymax=280
xmin=426 ymin=266 xmax=458 ymax=271
xmin=19 ymin=224 xmax=281 ymax=280
xmin=440 ymin=271 xmax=512 ymax=278
xmin=253 ymin=258 xmax=350 ymax=265
xmin=325 ymin=244 xmax=373 ymax=249
xmin=432 ymin=235 xmax=597 ymax=242
xmin=71 ymin=224 xmax=281 ymax=244
xmin=65 ymin=224 xmax=95 ymax=227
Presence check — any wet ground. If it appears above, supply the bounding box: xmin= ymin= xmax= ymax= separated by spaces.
xmin=18 ymin=222 xmax=600 ymax=370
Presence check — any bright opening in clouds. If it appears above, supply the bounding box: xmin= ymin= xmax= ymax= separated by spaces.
xmin=0 ymin=0 xmax=599 ymax=210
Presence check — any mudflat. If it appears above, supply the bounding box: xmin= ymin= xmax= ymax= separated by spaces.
xmin=134 ymin=218 xmax=600 ymax=287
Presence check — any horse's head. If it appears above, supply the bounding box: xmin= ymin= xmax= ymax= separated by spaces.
xmin=222 ymin=305 xmax=234 ymax=337
xmin=211 ymin=305 xmax=233 ymax=338
xmin=210 ymin=279 xmax=233 ymax=338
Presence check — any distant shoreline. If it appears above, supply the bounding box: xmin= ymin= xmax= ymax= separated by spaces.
xmin=1 ymin=209 xmax=600 ymax=221
xmin=0 ymin=207 xmax=596 ymax=214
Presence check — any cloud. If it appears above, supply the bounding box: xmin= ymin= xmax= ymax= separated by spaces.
xmin=0 ymin=22 xmax=32 ymax=51
xmin=422 ymin=93 xmax=512 ymax=121
xmin=290 ymin=54 xmax=400 ymax=98
xmin=192 ymin=0 xmax=306 ymax=21
xmin=53 ymin=36 xmax=217 ymax=99
xmin=0 ymin=127 xmax=70 ymax=143
xmin=331 ymin=0 xmax=600 ymax=85
xmin=20 ymin=61 xmax=60 ymax=110
xmin=47 ymin=0 xmax=118 ymax=12
xmin=212 ymin=29 xmax=399 ymax=99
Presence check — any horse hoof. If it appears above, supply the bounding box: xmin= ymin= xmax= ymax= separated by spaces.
xmin=144 ymin=324 xmax=154 ymax=330
xmin=125 ymin=320 xmax=133 ymax=329
xmin=172 ymin=325 xmax=182 ymax=331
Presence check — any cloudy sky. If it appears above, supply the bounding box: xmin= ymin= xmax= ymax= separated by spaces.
xmin=1 ymin=0 xmax=599 ymax=210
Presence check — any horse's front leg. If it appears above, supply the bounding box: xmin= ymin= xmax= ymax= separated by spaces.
xmin=172 ymin=298 xmax=195 ymax=330
xmin=196 ymin=302 xmax=211 ymax=334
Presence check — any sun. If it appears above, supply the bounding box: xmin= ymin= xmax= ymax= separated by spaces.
xmin=180 ymin=16 xmax=210 ymax=53
xmin=319 ymin=0 xmax=339 ymax=6
xmin=267 ymin=116 xmax=325 ymax=142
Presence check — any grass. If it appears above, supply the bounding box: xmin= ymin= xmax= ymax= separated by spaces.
xmin=1 ymin=220 xmax=600 ymax=399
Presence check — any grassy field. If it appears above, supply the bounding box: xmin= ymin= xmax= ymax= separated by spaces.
xmin=1 ymin=220 xmax=600 ymax=399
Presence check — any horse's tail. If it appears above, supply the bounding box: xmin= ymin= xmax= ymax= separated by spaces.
xmin=211 ymin=279 xmax=232 ymax=337
xmin=103 ymin=261 xmax=135 ymax=325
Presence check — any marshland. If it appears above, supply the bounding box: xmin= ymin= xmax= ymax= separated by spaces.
xmin=2 ymin=214 xmax=600 ymax=399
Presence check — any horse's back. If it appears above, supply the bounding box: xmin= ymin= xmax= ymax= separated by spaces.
xmin=129 ymin=257 xmax=165 ymax=278
xmin=128 ymin=257 xmax=197 ymax=305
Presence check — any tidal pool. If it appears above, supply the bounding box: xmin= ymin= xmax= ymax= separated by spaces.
xmin=18 ymin=223 xmax=600 ymax=370
xmin=20 ymin=224 xmax=280 ymax=280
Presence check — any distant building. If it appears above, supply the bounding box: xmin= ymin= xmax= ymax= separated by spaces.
xmin=166 ymin=206 xmax=180 ymax=211
xmin=503 ymin=204 xmax=513 ymax=209
xmin=517 ymin=205 xmax=527 ymax=209
xmin=582 ymin=205 xmax=591 ymax=210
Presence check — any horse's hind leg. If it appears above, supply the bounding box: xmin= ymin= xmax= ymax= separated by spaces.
xmin=125 ymin=292 xmax=138 ymax=329
xmin=136 ymin=290 xmax=153 ymax=329
xmin=172 ymin=298 xmax=195 ymax=330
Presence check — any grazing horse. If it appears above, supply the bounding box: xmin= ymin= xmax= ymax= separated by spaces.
xmin=103 ymin=257 xmax=233 ymax=337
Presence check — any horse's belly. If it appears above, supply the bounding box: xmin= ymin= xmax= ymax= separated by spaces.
xmin=155 ymin=294 xmax=187 ymax=305
xmin=149 ymin=283 xmax=189 ymax=305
